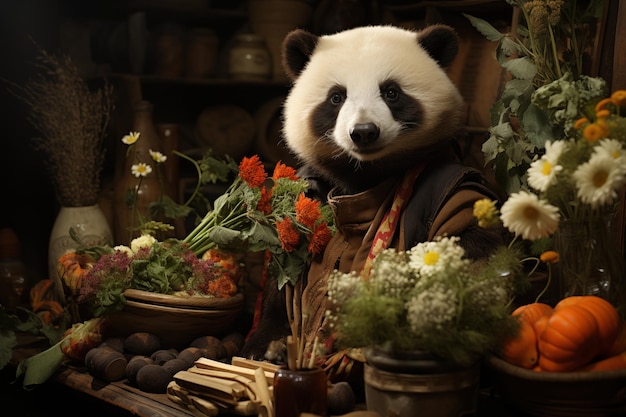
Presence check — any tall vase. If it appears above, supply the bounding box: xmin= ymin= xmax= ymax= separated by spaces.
xmin=48 ymin=204 xmax=113 ymax=302
xmin=551 ymin=214 xmax=626 ymax=311
xmin=363 ymin=348 xmax=480 ymax=417
xmin=113 ymin=100 xmax=171 ymax=245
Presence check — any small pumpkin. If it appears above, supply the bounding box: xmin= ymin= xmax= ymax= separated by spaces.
xmin=537 ymin=304 xmax=600 ymax=372
xmin=512 ymin=302 xmax=553 ymax=326
xmin=499 ymin=319 xmax=538 ymax=369
xmin=57 ymin=251 xmax=94 ymax=294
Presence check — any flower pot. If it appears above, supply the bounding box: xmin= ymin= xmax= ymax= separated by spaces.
xmin=363 ymin=348 xmax=480 ymax=417
xmin=273 ymin=366 xmax=328 ymax=417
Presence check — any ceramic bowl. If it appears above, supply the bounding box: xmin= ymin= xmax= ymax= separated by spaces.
xmin=486 ymin=355 xmax=626 ymax=417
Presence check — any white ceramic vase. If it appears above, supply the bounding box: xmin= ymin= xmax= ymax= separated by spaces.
xmin=48 ymin=204 xmax=113 ymax=302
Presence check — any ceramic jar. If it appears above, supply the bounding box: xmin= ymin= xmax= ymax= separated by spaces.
xmin=228 ymin=34 xmax=272 ymax=81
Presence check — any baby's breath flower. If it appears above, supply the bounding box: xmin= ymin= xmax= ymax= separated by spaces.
xmin=122 ymin=131 xmax=140 ymax=145
xmin=473 ymin=199 xmax=499 ymax=228
xmin=573 ymin=153 xmax=624 ymax=208
xmin=130 ymin=234 xmax=157 ymax=253
xmin=406 ymin=282 xmax=458 ymax=336
xmin=369 ymin=249 xmax=415 ymax=298
xmin=500 ymin=191 xmax=560 ymax=240
xmin=149 ymin=149 xmax=167 ymax=163
xmin=131 ymin=162 xmax=152 ymax=178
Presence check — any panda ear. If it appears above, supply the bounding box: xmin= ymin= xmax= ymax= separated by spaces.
xmin=416 ymin=24 xmax=459 ymax=68
xmin=282 ymin=29 xmax=318 ymax=81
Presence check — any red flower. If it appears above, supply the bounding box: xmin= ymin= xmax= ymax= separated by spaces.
xmin=257 ymin=186 xmax=273 ymax=215
xmin=272 ymin=161 xmax=299 ymax=181
xmin=295 ymin=193 xmax=321 ymax=229
xmin=239 ymin=155 xmax=267 ymax=188
xmin=206 ymin=276 xmax=238 ymax=298
xmin=276 ymin=217 xmax=300 ymax=252
xmin=308 ymin=222 xmax=333 ymax=255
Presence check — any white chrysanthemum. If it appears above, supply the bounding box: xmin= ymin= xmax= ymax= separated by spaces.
xmin=113 ymin=245 xmax=133 ymax=257
xmin=406 ymin=282 xmax=458 ymax=336
xmin=130 ymin=234 xmax=157 ymax=253
xmin=408 ymin=236 xmax=467 ymax=279
xmin=131 ymin=162 xmax=153 ymax=177
xmin=500 ymin=191 xmax=560 ymax=240
xmin=122 ymin=131 xmax=140 ymax=145
xmin=369 ymin=249 xmax=415 ymax=297
xmin=149 ymin=149 xmax=167 ymax=163
xmin=594 ymin=139 xmax=626 ymax=163
xmin=527 ymin=140 xmax=565 ymax=192
xmin=573 ymin=153 xmax=626 ymax=208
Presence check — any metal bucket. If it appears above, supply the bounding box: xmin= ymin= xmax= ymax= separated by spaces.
xmin=364 ymin=360 xmax=480 ymax=417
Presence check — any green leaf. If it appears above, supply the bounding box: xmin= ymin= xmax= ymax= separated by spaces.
xmin=15 ymin=340 xmax=64 ymax=389
xmin=0 ymin=329 xmax=17 ymax=370
xmin=463 ymin=13 xmax=504 ymax=41
xmin=502 ymin=57 xmax=537 ymax=80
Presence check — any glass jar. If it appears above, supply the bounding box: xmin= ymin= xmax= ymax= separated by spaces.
xmin=228 ymin=33 xmax=272 ymax=81
xmin=184 ymin=28 xmax=219 ymax=78
xmin=273 ymin=366 xmax=328 ymax=417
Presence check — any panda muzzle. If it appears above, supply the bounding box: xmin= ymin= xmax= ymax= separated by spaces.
xmin=350 ymin=123 xmax=380 ymax=146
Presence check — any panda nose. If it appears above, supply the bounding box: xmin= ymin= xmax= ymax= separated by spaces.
xmin=350 ymin=123 xmax=380 ymax=145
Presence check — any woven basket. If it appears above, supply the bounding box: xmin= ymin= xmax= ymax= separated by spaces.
xmin=486 ymin=355 xmax=626 ymax=417
xmin=104 ymin=289 xmax=244 ymax=349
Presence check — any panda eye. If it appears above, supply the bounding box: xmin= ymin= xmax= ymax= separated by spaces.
xmin=383 ymin=87 xmax=400 ymax=103
xmin=329 ymin=92 xmax=344 ymax=106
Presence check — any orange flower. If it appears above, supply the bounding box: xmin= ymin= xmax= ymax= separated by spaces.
xmin=239 ymin=154 xmax=267 ymax=188
xmin=272 ymin=161 xmax=299 ymax=181
xmin=594 ymin=97 xmax=613 ymax=113
xmin=573 ymin=117 xmax=589 ymax=129
xmin=295 ymin=193 xmax=321 ymax=229
xmin=276 ymin=217 xmax=300 ymax=252
xmin=540 ymin=250 xmax=559 ymax=264
xmin=583 ymin=123 xmax=608 ymax=142
xmin=308 ymin=222 xmax=333 ymax=255
xmin=611 ymin=90 xmax=626 ymax=107
xmin=596 ymin=109 xmax=611 ymax=119
xmin=206 ymin=276 xmax=238 ymax=298
xmin=257 ymin=186 xmax=272 ymax=215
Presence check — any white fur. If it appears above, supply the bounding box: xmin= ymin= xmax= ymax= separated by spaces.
xmin=282 ymin=25 xmax=464 ymax=166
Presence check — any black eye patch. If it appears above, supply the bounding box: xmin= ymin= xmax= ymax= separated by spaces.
xmin=310 ymin=85 xmax=346 ymax=139
xmin=380 ymin=80 xmax=422 ymax=124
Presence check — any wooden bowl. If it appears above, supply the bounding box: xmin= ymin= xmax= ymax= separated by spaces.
xmin=486 ymin=355 xmax=626 ymax=417
xmin=104 ymin=290 xmax=244 ymax=349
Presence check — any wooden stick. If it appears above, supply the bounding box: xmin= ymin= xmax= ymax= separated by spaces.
xmin=308 ymin=336 xmax=319 ymax=369
xmin=254 ymin=367 xmax=274 ymax=417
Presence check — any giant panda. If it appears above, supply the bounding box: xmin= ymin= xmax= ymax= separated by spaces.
xmin=240 ymin=24 xmax=504 ymax=374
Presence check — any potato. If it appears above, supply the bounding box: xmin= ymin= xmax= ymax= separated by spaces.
xmin=99 ymin=337 xmax=125 ymax=353
xmin=151 ymin=349 xmax=178 ymax=365
xmin=84 ymin=347 xmax=128 ymax=382
xmin=221 ymin=332 xmax=244 ymax=358
xmin=125 ymin=355 xmax=154 ymax=385
xmin=190 ymin=336 xmax=227 ymax=360
xmin=124 ymin=332 xmax=161 ymax=356
xmin=162 ymin=358 xmax=189 ymax=376
xmin=177 ymin=347 xmax=204 ymax=368
xmin=136 ymin=364 xmax=172 ymax=393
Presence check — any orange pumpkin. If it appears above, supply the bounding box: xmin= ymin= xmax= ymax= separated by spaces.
xmin=499 ymin=319 xmax=538 ymax=369
xmin=512 ymin=302 xmax=553 ymax=326
xmin=537 ymin=304 xmax=600 ymax=372
xmin=555 ymin=295 xmax=620 ymax=356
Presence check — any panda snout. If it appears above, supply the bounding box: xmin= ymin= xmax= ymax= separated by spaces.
xmin=350 ymin=123 xmax=380 ymax=145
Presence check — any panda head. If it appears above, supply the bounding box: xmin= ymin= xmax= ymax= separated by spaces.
xmin=281 ymin=25 xmax=465 ymax=191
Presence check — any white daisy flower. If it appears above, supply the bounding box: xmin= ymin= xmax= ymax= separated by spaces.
xmin=500 ymin=191 xmax=560 ymax=240
xmin=149 ymin=149 xmax=167 ymax=163
xmin=594 ymin=138 xmax=626 ymax=162
xmin=573 ymin=153 xmax=625 ymax=208
xmin=122 ymin=131 xmax=140 ymax=145
xmin=131 ymin=162 xmax=153 ymax=177
xmin=130 ymin=234 xmax=157 ymax=253
xmin=408 ymin=236 xmax=468 ymax=279
xmin=527 ymin=140 xmax=565 ymax=192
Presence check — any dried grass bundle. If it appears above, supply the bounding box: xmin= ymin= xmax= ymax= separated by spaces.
xmin=15 ymin=46 xmax=114 ymax=207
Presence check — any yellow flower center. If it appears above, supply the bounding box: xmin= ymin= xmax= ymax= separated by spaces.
xmin=523 ymin=205 xmax=539 ymax=220
xmin=542 ymin=161 xmax=552 ymax=176
xmin=593 ymin=170 xmax=609 ymax=187
xmin=424 ymin=251 xmax=439 ymax=266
